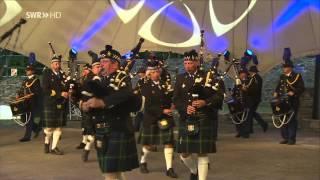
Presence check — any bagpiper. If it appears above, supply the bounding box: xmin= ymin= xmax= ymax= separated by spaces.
xmin=42 ymin=55 xmax=68 ymax=155
xmin=173 ymin=50 xmax=224 ymax=180
xmin=78 ymin=58 xmax=101 ymax=162
xmin=138 ymin=60 xmax=178 ymax=178
xmin=82 ymin=46 xmax=139 ymax=180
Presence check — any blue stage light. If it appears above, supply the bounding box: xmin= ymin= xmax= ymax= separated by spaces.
xmin=245 ymin=49 xmax=254 ymax=56
xmin=71 ymin=7 xmax=116 ymax=51
xmin=274 ymin=0 xmax=320 ymax=31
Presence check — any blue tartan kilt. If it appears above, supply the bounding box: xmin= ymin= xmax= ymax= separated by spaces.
xmin=95 ymin=130 xmax=139 ymax=173
xmin=42 ymin=102 xmax=66 ymax=128
xmin=176 ymin=113 xmax=217 ymax=154
xmin=138 ymin=124 xmax=174 ymax=145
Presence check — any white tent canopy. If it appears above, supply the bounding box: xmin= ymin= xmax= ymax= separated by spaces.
xmin=0 ymin=0 xmax=319 ymax=73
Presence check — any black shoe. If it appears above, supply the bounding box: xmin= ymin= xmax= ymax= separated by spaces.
xmin=51 ymin=147 xmax=64 ymax=155
xmin=76 ymin=142 xmax=86 ymax=149
xmin=82 ymin=150 xmax=90 ymax=162
xmin=235 ymin=134 xmax=241 ymax=138
xmin=279 ymin=140 xmax=288 ymax=144
xmin=44 ymin=143 xmax=50 ymax=154
xmin=140 ymin=163 xmax=149 ymax=174
xmin=287 ymin=140 xmax=296 ymax=145
xmin=190 ymin=172 xmax=198 ymax=180
xmin=263 ymin=123 xmax=269 ymax=132
xmin=166 ymin=168 xmax=178 ymax=178
xmin=19 ymin=137 xmax=31 ymax=142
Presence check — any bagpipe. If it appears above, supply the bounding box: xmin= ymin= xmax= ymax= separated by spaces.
xmin=222 ymin=51 xmax=249 ymax=125
xmin=270 ymin=93 xmax=294 ymax=128
xmin=121 ymin=38 xmax=145 ymax=77
xmin=82 ymin=40 xmax=146 ymax=113
xmin=9 ymin=93 xmax=34 ymax=126
xmin=185 ymin=30 xmax=207 ymax=136
xmin=48 ymin=42 xmax=80 ymax=102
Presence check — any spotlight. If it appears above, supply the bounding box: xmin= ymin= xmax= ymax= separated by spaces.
xmin=69 ymin=48 xmax=78 ymax=61
xmin=245 ymin=49 xmax=254 ymax=56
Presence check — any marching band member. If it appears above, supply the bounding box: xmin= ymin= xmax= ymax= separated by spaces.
xmin=16 ymin=65 xmax=42 ymax=142
xmin=138 ymin=60 xmax=178 ymax=178
xmin=274 ymin=60 xmax=304 ymax=145
xmin=82 ymin=46 xmax=139 ymax=180
xmin=173 ymin=50 xmax=223 ymax=180
xmin=42 ymin=55 xmax=68 ymax=155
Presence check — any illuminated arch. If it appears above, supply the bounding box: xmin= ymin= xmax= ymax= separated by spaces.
xmin=209 ymin=0 xmax=258 ymax=36
xmin=138 ymin=1 xmax=201 ymax=48
xmin=0 ymin=0 xmax=22 ymax=27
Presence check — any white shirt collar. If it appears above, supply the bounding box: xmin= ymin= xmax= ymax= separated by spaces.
xmin=285 ymin=72 xmax=292 ymax=77
xmin=27 ymin=75 xmax=34 ymax=79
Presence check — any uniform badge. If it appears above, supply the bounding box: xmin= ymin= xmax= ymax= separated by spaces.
xmin=57 ymin=104 xmax=62 ymax=109
xmin=182 ymin=83 xmax=186 ymax=88
xmin=187 ymin=124 xmax=195 ymax=132
xmin=96 ymin=140 xmax=102 ymax=148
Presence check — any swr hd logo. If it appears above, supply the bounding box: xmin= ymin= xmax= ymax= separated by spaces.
xmin=25 ymin=11 xmax=62 ymax=19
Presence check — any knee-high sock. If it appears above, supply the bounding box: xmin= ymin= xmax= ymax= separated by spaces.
xmin=44 ymin=128 xmax=53 ymax=144
xmin=119 ymin=172 xmax=126 ymax=180
xmin=140 ymin=146 xmax=150 ymax=164
xmin=198 ymin=156 xmax=209 ymax=180
xmin=164 ymin=148 xmax=174 ymax=170
xmin=85 ymin=135 xmax=95 ymax=151
xmin=105 ymin=173 xmax=120 ymax=180
xmin=180 ymin=155 xmax=197 ymax=174
xmin=82 ymin=134 xmax=88 ymax=144
xmin=51 ymin=128 xmax=62 ymax=150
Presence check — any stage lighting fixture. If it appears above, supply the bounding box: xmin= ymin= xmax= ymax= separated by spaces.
xmin=245 ymin=49 xmax=254 ymax=56
xmin=69 ymin=48 xmax=78 ymax=61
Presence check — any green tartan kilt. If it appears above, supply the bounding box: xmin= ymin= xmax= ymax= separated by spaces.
xmin=43 ymin=103 xmax=66 ymax=128
xmin=95 ymin=130 xmax=139 ymax=173
xmin=138 ymin=124 xmax=174 ymax=145
xmin=176 ymin=113 xmax=216 ymax=154
xmin=81 ymin=112 xmax=95 ymax=135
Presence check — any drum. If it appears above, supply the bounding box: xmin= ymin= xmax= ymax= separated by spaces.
xmin=226 ymin=97 xmax=249 ymax=125
xmin=9 ymin=94 xmax=33 ymax=116
xmin=270 ymin=97 xmax=292 ymax=116
xmin=270 ymin=97 xmax=294 ymax=128
xmin=226 ymin=97 xmax=245 ymax=114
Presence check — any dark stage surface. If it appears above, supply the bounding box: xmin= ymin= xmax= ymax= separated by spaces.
xmin=0 ymin=120 xmax=319 ymax=180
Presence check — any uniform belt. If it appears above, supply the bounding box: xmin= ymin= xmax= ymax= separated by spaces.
xmin=96 ymin=122 xmax=109 ymax=128
xmin=92 ymin=115 xmax=106 ymax=120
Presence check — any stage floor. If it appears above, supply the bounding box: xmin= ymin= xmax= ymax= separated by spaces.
xmin=0 ymin=121 xmax=319 ymax=180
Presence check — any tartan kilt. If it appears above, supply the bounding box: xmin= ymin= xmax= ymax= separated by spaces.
xmin=176 ymin=112 xmax=216 ymax=154
xmin=42 ymin=99 xmax=66 ymax=128
xmin=81 ymin=112 xmax=95 ymax=135
xmin=95 ymin=130 xmax=139 ymax=173
xmin=138 ymin=124 xmax=174 ymax=145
